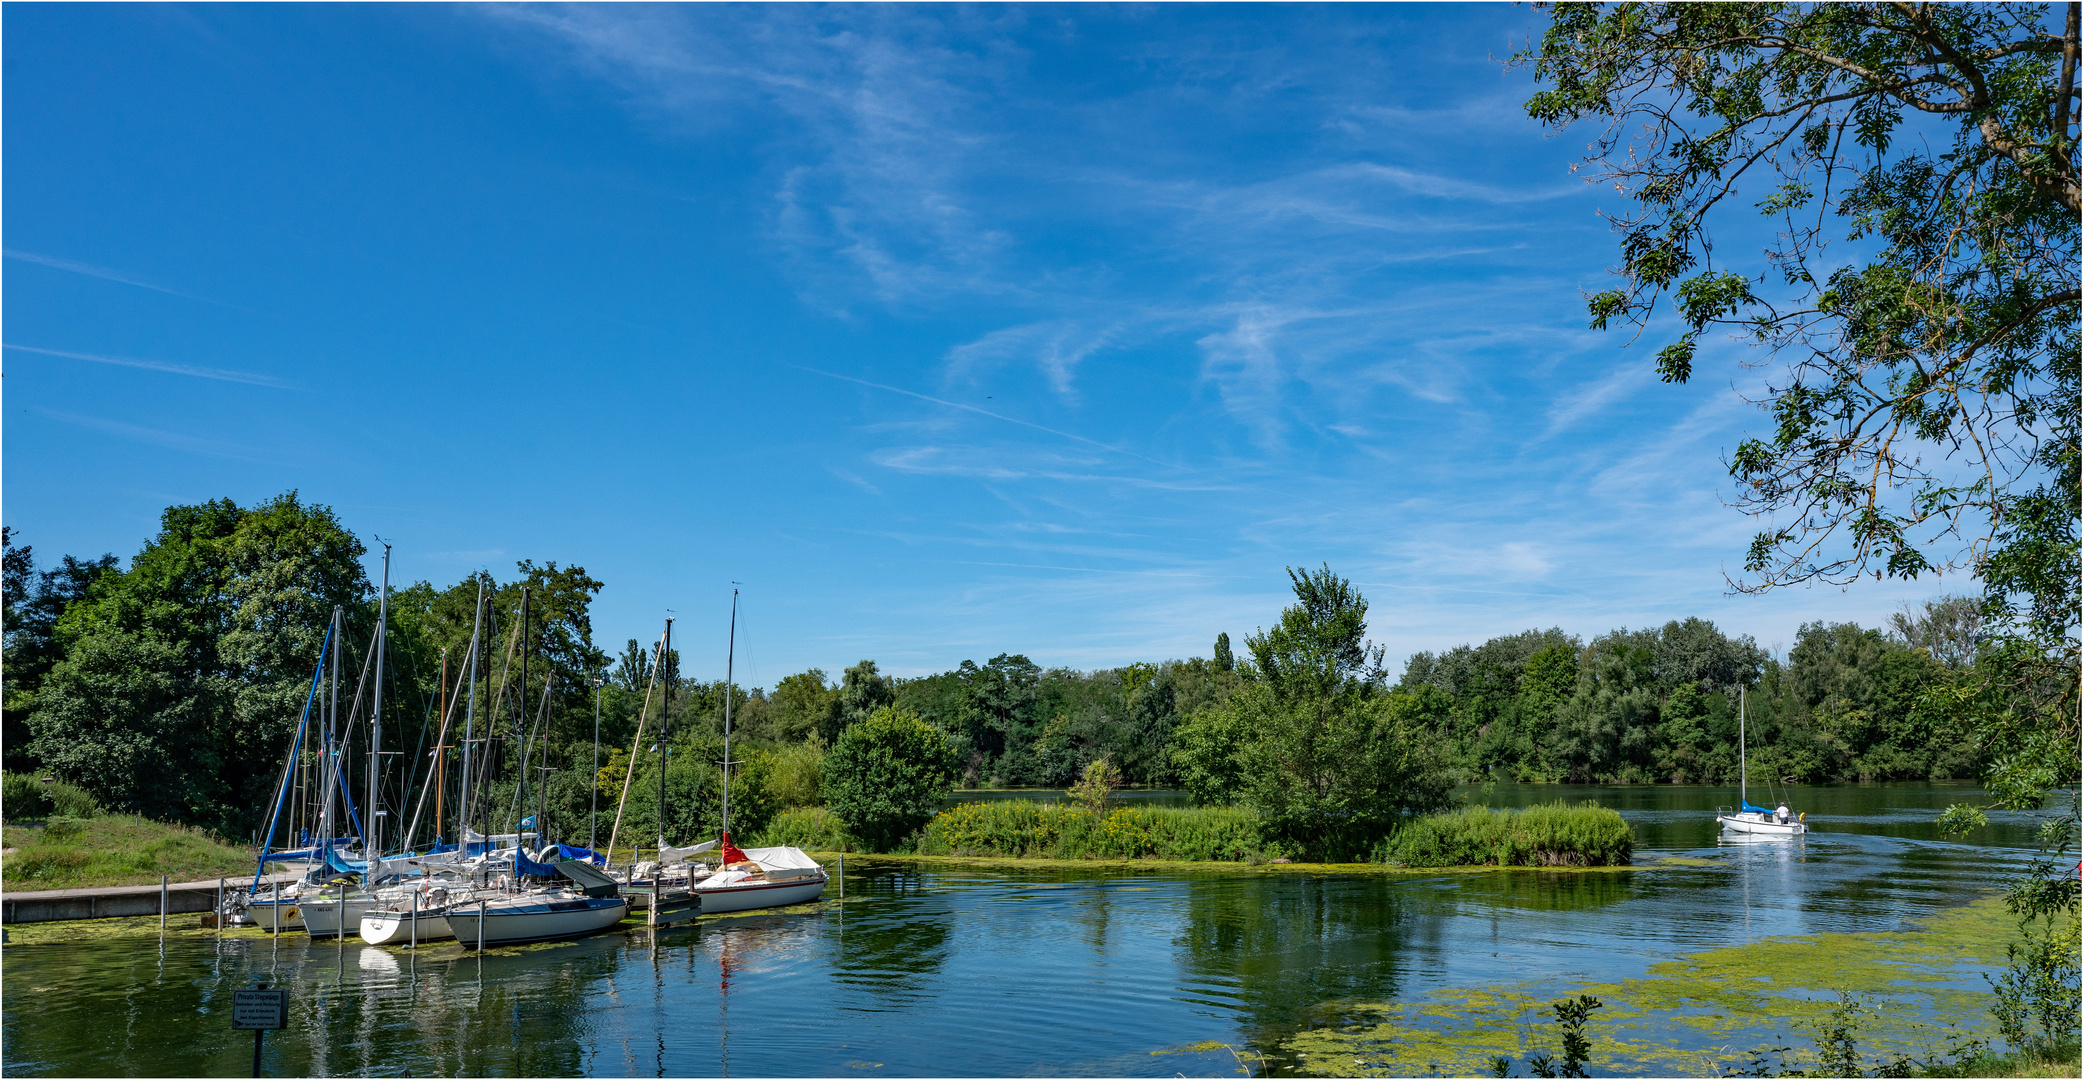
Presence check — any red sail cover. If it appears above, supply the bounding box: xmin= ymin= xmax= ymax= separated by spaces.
xmin=719 ymin=833 xmax=750 ymax=867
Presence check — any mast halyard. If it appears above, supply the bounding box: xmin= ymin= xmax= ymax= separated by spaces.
xmin=369 ymin=541 xmax=391 ymax=860
xmin=1739 ymin=686 xmax=1748 ymax=807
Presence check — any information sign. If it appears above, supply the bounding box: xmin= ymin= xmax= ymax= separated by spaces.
xmin=232 ymin=989 xmax=288 ymax=1031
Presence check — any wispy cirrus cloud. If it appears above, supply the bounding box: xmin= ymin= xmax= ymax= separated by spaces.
xmin=5 ymin=249 xmax=234 ymax=306
xmin=35 ymin=408 xmax=270 ymax=462
xmin=5 ymin=343 xmax=296 ymax=389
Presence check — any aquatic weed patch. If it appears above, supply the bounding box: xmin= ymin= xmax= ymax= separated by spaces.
xmin=1280 ymin=896 xmax=2015 ymax=1077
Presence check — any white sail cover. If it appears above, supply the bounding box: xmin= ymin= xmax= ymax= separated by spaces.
xmin=658 ymin=840 xmax=718 ymax=865
xmin=742 ymin=846 xmax=823 ymax=872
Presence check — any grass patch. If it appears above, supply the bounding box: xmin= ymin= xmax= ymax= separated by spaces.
xmin=1 ymin=815 xmax=258 ymax=890
xmin=916 ymin=801 xmax=1269 ymax=861
xmin=1376 ymin=802 xmax=1633 ymax=867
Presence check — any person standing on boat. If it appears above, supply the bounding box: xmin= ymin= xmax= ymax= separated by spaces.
xmin=1776 ymin=803 xmax=1791 ymax=824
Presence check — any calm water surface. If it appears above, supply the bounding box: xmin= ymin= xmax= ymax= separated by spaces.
xmin=0 ymin=783 xmax=2043 ymax=1077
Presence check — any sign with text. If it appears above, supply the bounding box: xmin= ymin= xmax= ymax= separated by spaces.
xmin=231 ymin=989 xmax=287 ymax=1031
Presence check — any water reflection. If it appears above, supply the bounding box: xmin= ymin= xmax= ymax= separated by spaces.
xmin=0 ymin=783 xmax=2045 ymax=1078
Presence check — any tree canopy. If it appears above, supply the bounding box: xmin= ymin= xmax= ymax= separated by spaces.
xmin=1521 ymin=1 xmax=2078 ymax=816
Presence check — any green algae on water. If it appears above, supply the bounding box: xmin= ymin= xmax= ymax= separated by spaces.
xmin=1280 ymin=895 xmax=2015 ymax=1078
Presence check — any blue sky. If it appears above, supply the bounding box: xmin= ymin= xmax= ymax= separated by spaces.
xmin=2 ymin=4 xmax=1944 ymax=685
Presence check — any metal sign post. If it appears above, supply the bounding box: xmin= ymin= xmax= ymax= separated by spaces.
xmin=232 ymin=983 xmax=288 ymax=1078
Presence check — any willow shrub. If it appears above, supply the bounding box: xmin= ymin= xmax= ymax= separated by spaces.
xmin=916 ymin=802 xmax=1266 ymax=861
xmin=1376 ymin=802 xmax=1632 ymax=867
xmin=750 ymin=806 xmax=855 ymax=852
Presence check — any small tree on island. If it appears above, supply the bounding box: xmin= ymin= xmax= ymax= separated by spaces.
xmin=822 ymin=706 xmax=959 ymax=851
xmin=1068 ymin=756 xmax=1123 ymax=815
xmin=1173 ymin=565 xmax=1451 ymax=859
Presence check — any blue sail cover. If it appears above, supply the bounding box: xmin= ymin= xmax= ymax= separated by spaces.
xmin=515 ymin=849 xmax=562 ymax=878
xmin=1741 ymin=801 xmax=1775 ymax=815
xmin=325 ymin=846 xmax=370 ymax=874
xmin=539 ymin=844 xmax=608 ymax=867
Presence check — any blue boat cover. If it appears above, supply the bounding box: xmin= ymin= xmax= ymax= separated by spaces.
xmin=325 ymin=846 xmax=370 ymax=874
xmin=539 ymin=844 xmax=608 ymax=867
xmin=515 ymin=849 xmax=562 ymax=878
xmin=1741 ymin=801 xmax=1775 ymax=815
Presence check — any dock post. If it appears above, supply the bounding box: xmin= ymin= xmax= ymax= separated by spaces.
xmin=410 ymin=887 xmax=418 ymax=950
xmin=838 ymin=854 xmax=844 ymax=899
xmin=216 ymin=878 xmax=224 ymax=930
xmin=160 ymin=876 xmax=168 ymax=932
xmin=272 ymin=881 xmax=281 ymax=938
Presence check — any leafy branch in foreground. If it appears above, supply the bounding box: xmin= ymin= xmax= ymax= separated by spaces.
xmin=1521 ymin=2 xmax=2078 ymax=598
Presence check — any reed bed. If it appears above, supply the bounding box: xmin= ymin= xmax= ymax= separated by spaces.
xmin=1375 ymin=802 xmax=1632 ymax=867
xmin=915 ymin=801 xmax=1265 ymax=861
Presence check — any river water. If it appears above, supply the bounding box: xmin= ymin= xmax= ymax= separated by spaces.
xmin=0 ymin=783 xmax=2047 ymax=1077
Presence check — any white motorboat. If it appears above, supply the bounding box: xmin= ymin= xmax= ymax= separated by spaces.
xmin=451 ymin=891 xmax=630 ymax=948
xmin=1715 ymin=687 xmax=1807 ymax=836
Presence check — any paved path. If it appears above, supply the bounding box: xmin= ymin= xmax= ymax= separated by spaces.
xmin=2 ymin=872 xmax=302 ymax=923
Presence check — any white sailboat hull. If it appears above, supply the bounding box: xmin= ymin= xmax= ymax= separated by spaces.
xmin=1718 ymin=812 xmax=1806 ymax=835
xmin=692 ymin=873 xmax=828 ymax=913
xmin=359 ymin=908 xmax=455 ymax=945
xmin=242 ymin=897 xmax=304 ymax=930
xmin=452 ymin=897 xmax=630 ymax=948
xmin=300 ymin=895 xmax=383 ymax=937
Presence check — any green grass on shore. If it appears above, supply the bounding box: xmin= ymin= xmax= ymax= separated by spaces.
xmin=1 ymin=815 xmax=259 ymax=891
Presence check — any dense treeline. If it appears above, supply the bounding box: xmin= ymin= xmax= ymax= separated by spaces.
xmin=2 ymin=492 xmax=1986 ymax=849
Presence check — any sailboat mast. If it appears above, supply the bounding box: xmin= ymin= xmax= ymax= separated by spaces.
xmin=518 ymin=587 xmax=531 ymax=843
xmin=326 ymin=605 xmax=341 ymax=840
xmin=722 ymin=589 xmax=738 ymax=840
xmin=460 ymin=576 xmax=484 ymax=845
xmin=658 ymin=617 xmax=674 ymax=857
xmin=1738 ymin=686 xmax=1748 ymax=806
xmin=435 ymin=648 xmax=448 ymax=845
xmin=369 ymin=542 xmax=390 ymax=857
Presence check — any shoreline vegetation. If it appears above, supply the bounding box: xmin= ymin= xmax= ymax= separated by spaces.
xmin=752 ymin=799 xmax=1635 ymax=868
xmin=1 ymin=813 xmax=257 ymax=892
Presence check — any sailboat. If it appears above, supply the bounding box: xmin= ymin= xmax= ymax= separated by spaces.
xmin=688 ymin=588 xmax=830 ymax=913
xmin=1715 ymin=687 xmax=1807 ymax=836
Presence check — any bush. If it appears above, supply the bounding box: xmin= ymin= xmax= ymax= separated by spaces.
xmin=822 ymin=707 xmax=959 ymax=851
xmin=2 ymin=771 xmax=103 ymax=821
xmin=768 ymin=739 xmax=826 ymax=808
xmin=917 ymin=801 xmax=1270 ymax=861
xmin=1376 ymin=802 xmax=1633 ymax=867
xmin=749 ymin=806 xmax=854 ymax=851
